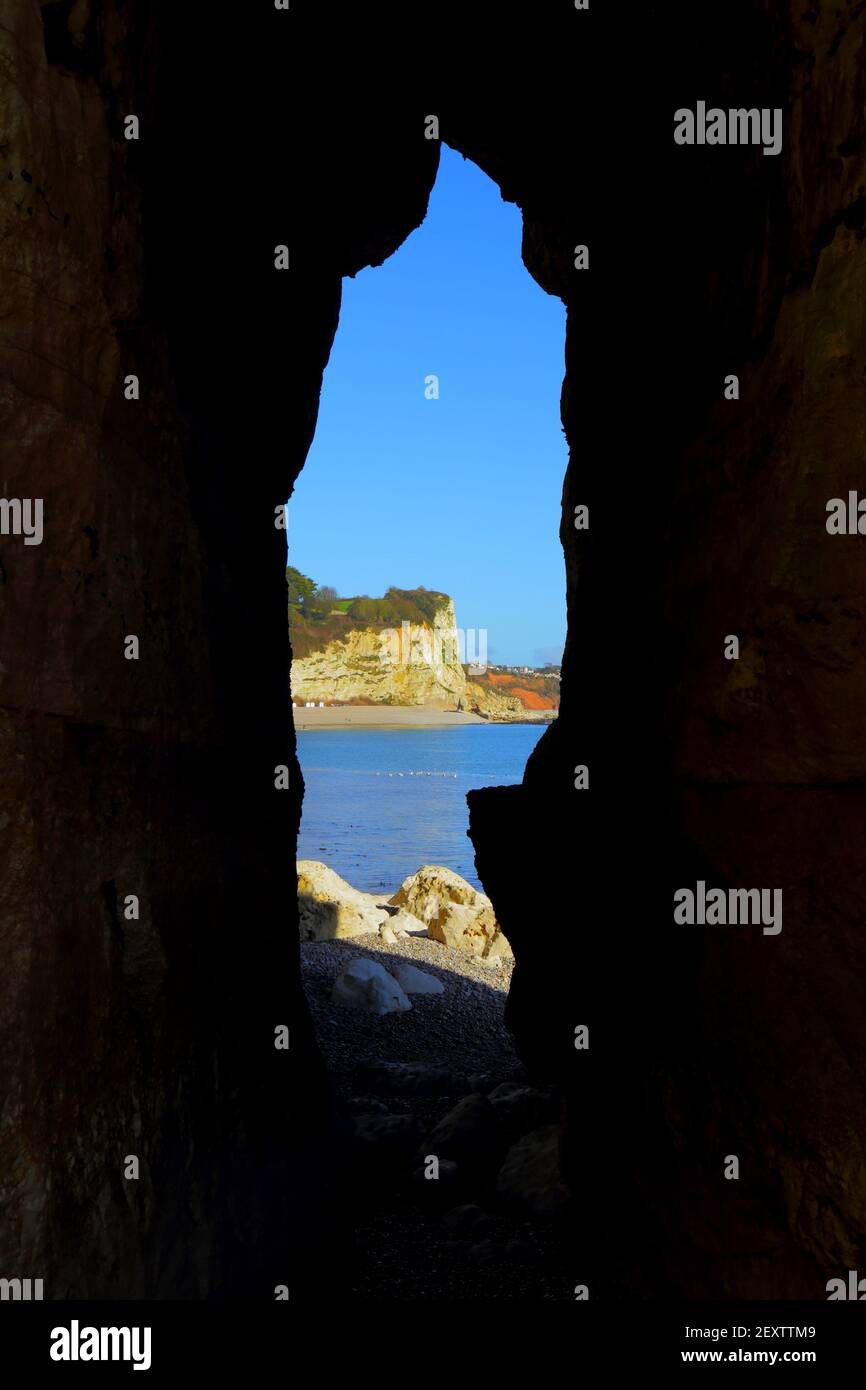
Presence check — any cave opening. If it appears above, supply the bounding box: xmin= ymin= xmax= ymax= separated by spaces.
xmin=287 ymin=141 xmax=571 ymax=1297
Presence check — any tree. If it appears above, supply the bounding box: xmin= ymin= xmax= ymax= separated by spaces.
xmin=305 ymin=583 xmax=342 ymax=620
xmin=286 ymin=566 xmax=317 ymax=607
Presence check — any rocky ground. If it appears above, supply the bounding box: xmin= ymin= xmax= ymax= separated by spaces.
xmin=302 ymin=918 xmax=575 ymax=1301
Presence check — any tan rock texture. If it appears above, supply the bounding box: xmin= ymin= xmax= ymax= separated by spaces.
xmin=297 ymin=860 xmax=387 ymax=940
xmin=291 ymin=597 xmax=544 ymax=720
xmin=291 ymin=598 xmax=465 ymax=706
xmin=390 ymin=864 xmax=512 ymax=960
xmin=390 ymin=863 xmax=482 ymax=921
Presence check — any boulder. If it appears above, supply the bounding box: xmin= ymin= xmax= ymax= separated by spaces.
xmin=352 ymin=1113 xmax=424 ymax=1159
xmin=488 ymin=1083 xmax=558 ymax=1141
xmin=389 ymin=908 xmax=425 ymax=936
xmin=389 ymin=961 xmax=445 ymax=995
xmin=331 ymin=959 xmax=412 ymax=1016
xmin=443 ymin=1203 xmax=491 ymax=1235
xmin=390 ymin=864 xmax=512 ymax=958
xmin=482 ymin=924 xmax=514 ymax=960
xmin=297 ymin=860 xmax=388 ymax=940
xmin=496 ymin=1125 xmax=570 ymax=1217
xmin=389 ymin=863 xmax=480 ymax=922
xmin=421 ymin=1094 xmax=505 ymax=1167
xmin=429 ymin=901 xmax=512 ymax=960
xmin=427 ymin=901 xmax=495 ymax=957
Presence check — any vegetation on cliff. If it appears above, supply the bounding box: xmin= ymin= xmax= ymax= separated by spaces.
xmin=287 ymin=568 xmax=452 ymax=660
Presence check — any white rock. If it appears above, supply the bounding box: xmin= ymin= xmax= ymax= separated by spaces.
xmin=389 ymin=961 xmax=445 ymax=995
xmin=389 ymin=908 xmax=426 ymax=937
xmin=331 ymin=959 xmax=412 ymax=1016
xmin=379 ymin=922 xmax=398 ymax=944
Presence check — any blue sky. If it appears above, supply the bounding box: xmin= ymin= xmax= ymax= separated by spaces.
xmin=288 ymin=145 xmax=567 ymax=667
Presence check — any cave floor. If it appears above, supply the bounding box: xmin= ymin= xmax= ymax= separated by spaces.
xmin=302 ymin=937 xmax=574 ymax=1301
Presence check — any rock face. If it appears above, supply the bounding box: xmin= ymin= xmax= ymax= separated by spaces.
xmin=0 ymin=2 xmax=354 ymax=1299
xmin=0 ymin=6 xmax=441 ymax=1299
xmin=291 ymin=595 xmax=542 ymax=719
xmin=298 ymin=861 xmax=388 ymax=940
xmin=291 ymin=596 xmax=465 ymax=706
xmin=464 ymin=681 xmax=537 ymax=721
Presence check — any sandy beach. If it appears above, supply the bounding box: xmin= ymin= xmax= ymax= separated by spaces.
xmin=292 ymin=704 xmax=488 ymax=730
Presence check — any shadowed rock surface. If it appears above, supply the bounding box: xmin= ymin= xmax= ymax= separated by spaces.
xmin=2 ymin=1 xmax=866 ymax=1298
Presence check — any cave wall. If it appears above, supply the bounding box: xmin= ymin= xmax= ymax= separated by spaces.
xmin=0 ymin=0 xmax=334 ymax=1297
xmin=2 ymin=0 xmax=865 ymax=1299
xmin=467 ymin=3 xmax=866 ymax=1297
xmin=0 ymin=0 xmax=442 ymax=1298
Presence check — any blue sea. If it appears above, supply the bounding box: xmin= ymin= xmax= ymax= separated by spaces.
xmin=296 ymin=724 xmax=546 ymax=894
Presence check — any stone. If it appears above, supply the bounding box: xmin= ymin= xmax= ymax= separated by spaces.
xmin=488 ymin=1083 xmax=558 ymax=1141
xmin=388 ymin=908 xmax=425 ymax=936
xmin=390 ymin=865 xmax=512 ymax=958
xmin=443 ymin=1203 xmax=491 ymax=1235
xmin=379 ymin=922 xmax=397 ymax=944
xmin=428 ymin=901 xmax=512 ymax=960
xmin=331 ymin=959 xmax=412 ymax=1016
xmin=496 ymin=1126 xmax=570 ymax=1218
xmin=481 ymin=925 xmax=514 ymax=960
xmin=390 ymin=863 xmax=481 ymax=922
xmin=389 ymin=961 xmax=445 ymax=995
xmin=297 ymin=860 xmax=388 ymax=940
xmin=353 ymin=1113 xmax=424 ymax=1159
xmin=421 ymin=1094 xmax=505 ymax=1167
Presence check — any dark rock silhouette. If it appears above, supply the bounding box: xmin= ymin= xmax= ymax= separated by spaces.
xmin=1 ymin=1 xmax=865 ymax=1299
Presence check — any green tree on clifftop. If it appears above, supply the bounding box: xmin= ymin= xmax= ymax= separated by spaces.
xmin=286 ymin=566 xmax=317 ymax=608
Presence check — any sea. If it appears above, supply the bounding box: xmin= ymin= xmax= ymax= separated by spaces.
xmin=295 ymin=723 xmax=547 ymax=894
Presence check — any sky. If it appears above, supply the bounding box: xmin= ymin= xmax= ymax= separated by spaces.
xmin=287 ymin=144 xmax=568 ymax=668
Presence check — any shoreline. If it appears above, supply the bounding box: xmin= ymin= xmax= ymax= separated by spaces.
xmin=292 ymin=704 xmax=555 ymax=730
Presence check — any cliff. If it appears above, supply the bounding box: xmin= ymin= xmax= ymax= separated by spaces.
xmin=291 ymin=594 xmax=463 ymax=705
xmin=290 ymin=593 xmax=552 ymax=719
